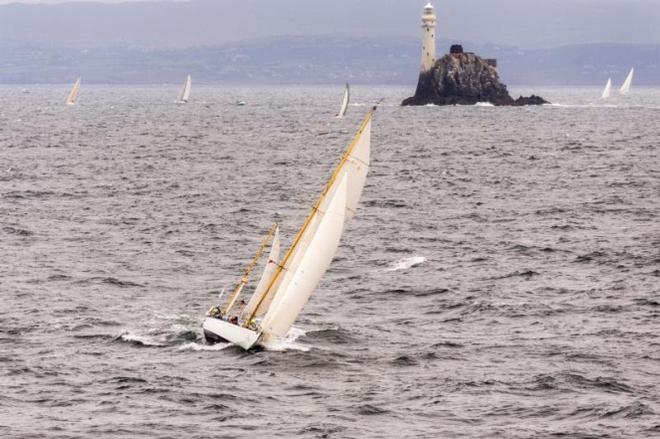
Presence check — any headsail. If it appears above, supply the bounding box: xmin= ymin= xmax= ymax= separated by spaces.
xmin=179 ymin=74 xmax=192 ymax=103
xmin=619 ymin=68 xmax=634 ymax=95
xmin=240 ymin=226 xmax=281 ymax=321
xmin=601 ymin=78 xmax=612 ymax=99
xmin=337 ymin=83 xmax=350 ymax=118
xmin=66 ymin=77 xmax=81 ymax=106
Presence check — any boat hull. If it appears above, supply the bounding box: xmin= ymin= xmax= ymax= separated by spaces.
xmin=202 ymin=317 xmax=260 ymax=350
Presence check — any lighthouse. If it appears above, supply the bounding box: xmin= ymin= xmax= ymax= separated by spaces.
xmin=420 ymin=2 xmax=437 ymax=72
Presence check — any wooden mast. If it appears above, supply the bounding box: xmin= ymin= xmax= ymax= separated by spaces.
xmin=244 ymin=107 xmax=376 ymax=326
xmin=222 ymin=223 xmax=278 ymax=315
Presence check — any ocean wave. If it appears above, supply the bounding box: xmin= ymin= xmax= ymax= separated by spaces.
xmin=384 ymin=256 xmax=427 ymax=272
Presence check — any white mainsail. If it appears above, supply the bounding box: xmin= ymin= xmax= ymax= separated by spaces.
xmin=259 ymin=173 xmax=348 ymax=340
xmin=336 ymin=83 xmax=350 ymax=118
xmin=619 ymin=68 xmax=634 ymax=95
xmin=66 ymin=77 xmax=81 ymax=105
xmin=601 ymin=78 xmax=612 ymax=99
xmin=240 ymin=226 xmax=281 ymax=320
xmin=179 ymin=74 xmax=191 ymax=103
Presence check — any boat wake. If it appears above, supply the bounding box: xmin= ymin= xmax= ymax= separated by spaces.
xmin=385 ymin=256 xmax=427 ymax=272
xmin=260 ymin=327 xmax=310 ymax=352
xmin=178 ymin=341 xmax=232 ymax=351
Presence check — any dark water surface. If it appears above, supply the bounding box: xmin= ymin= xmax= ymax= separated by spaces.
xmin=1 ymin=86 xmax=659 ymax=438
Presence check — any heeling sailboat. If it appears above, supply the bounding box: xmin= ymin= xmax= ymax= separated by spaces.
xmin=178 ymin=74 xmax=192 ymax=103
xmin=66 ymin=77 xmax=81 ymax=106
xmin=601 ymin=78 xmax=612 ymax=99
xmin=202 ymin=107 xmax=375 ymax=350
xmin=619 ymin=68 xmax=634 ymax=95
xmin=336 ymin=83 xmax=350 ymax=118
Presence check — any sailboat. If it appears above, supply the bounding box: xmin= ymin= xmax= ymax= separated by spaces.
xmin=65 ymin=77 xmax=81 ymax=106
xmin=336 ymin=83 xmax=350 ymax=118
xmin=601 ymin=78 xmax=612 ymax=99
xmin=619 ymin=68 xmax=634 ymax=95
xmin=178 ymin=74 xmax=191 ymax=103
xmin=203 ymin=107 xmax=375 ymax=350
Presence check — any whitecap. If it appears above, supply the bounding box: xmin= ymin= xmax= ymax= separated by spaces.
xmin=177 ymin=341 xmax=232 ymax=351
xmin=385 ymin=256 xmax=427 ymax=272
xmin=475 ymin=102 xmax=494 ymax=107
xmin=117 ymin=331 xmax=165 ymax=347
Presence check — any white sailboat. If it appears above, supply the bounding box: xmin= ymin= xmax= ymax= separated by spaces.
xmin=178 ymin=74 xmax=191 ymax=103
xmin=203 ymin=107 xmax=375 ymax=350
xmin=65 ymin=77 xmax=81 ymax=106
xmin=601 ymin=78 xmax=612 ymax=99
xmin=619 ymin=68 xmax=634 ymax=95
xmin=336 ymin=83 xmax=350 ymax=118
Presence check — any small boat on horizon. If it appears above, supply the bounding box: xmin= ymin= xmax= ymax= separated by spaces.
xmin=336 ymin=83 xmax=350 ymax=118
xmin=178 ymin=74 xmax=191 ymax=103
xmin=619 ymin=68 xmax=634 ymax=95
xmin=66 ymin=77 xmax=81 ymax=106
xmin=601 ymin=78 xmax=612 ymax=99
xmin=202 ymin=107 xmax=375 ymax=350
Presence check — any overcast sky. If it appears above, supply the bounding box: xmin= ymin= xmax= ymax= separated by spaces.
xmin=1 ymin=0 xmax=659 ymax=48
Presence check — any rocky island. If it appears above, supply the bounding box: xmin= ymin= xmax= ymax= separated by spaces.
xmin=402 ymin=45 xmax=549 ymax=107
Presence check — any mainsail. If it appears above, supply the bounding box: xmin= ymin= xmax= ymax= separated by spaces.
xmin=259 ymin=174 xmax=348 ymax=340
xmin=66 ymin=77 xmax=81 ymax=105
xmin=601 ymin=78 xmax=612 ymax=99
xmin=619 ymin=68 xmax=634 ymax=95
xmin=337 ymin=83 xmax=350 ymax=118
xmin=247 ymin=108 xmax=374 ymax=344
xmin=179 ymin=74 xmax=192 ymax=103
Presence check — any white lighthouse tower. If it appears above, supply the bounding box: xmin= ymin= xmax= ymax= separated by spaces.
xmin=420 ymin=2 xmax=437 ymax=72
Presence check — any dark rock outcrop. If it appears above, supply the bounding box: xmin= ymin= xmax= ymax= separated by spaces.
xmin=402 ymin=52 xmax=549 ymax=106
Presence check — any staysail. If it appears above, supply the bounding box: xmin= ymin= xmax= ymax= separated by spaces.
xmin=240 ymin=226 xmax=281 ymax=321
xmin=619 ymin=68 xmax=634 ymax=95
xmin=601 ymin=78 xmax=612 ymax=99
xmin=179 ymin=74 xmax=192 ymax=103
xmin=66 ymin=77 xmax=81 ymax=105
xmin=337 ymin=83 xmax=350 ymax=118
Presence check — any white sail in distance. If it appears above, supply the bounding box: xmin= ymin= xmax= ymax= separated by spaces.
xmin=241 ymin=226 xmax=281 ymax=321
xmin=66 ymin=77 xmax=81 ymax=105
xmin=337 ymin=83 xmax=350 ymax=118
xmin=619 ymin=68 xmax=634 ymax=95
xmin=179 ymin=74 xmax=191 ymax=103
xmin=601 ymin=78 xmax=612 ymax=99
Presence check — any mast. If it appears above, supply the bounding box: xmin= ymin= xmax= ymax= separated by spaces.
xmin=222 ymin=223 xmax=277 ymax=315
xmin=244 ymin=106 xmax=377 ymax=326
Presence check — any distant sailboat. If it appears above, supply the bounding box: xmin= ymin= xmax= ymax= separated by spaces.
xmin=178 ymin=74 xmax=191 ymax=103
xmin=619 ymin=68 xmax=634 ymax=95
xmin=66 ymin=77 xmax=81 ymax=105
xmin=203 ymin=107 xmax=375 ymax=350
xmin=336 ymin=83 xmax=350 ymax=118
xmin=601 ymin=78 xmax=612 ymax=99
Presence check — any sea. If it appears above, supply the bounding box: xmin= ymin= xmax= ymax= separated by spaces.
xmin=1 ymin=85 xmax=658 ymax=438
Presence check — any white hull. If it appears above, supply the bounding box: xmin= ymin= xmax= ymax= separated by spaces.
xmin=202 ymin=317 xmax=260 ymax=350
